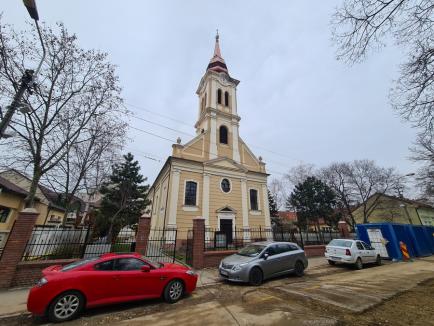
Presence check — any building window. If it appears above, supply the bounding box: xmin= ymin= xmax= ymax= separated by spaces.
xmin=221 ymin=178 xmax=231 ymax=193
xmin=224 ymin=91 xmax=229 ymax=106
xmin=184 ymin=181 xmax=197 ymax=206
xmin=219 ymin=125 xmax=228 ymax=144
xmin=0 ymin=206 xmax=10 ymax=223
xmin=250 ymin=189 xmax=258 ymax=211
xmin=217 ymin=89 xmax=222 ymax=104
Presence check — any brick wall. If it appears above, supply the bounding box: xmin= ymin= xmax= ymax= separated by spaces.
xmin=12 ymin=259 xmax=77 ymax=287
xmin=304 ymin=245 xmax=326 ymax=257
xmin=203 ymin=250 xmax=237 ymax=268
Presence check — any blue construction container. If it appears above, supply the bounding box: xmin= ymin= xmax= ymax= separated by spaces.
xmin=356 ymin=223 xmax=434 ymax=260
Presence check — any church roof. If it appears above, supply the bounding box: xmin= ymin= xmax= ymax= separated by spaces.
xmin=206 ymin=32 xmax=228 ymax=73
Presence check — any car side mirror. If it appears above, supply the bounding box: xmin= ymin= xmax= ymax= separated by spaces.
xmin=263 ymin=253 xmax=269 ymax=260
xmin=141 ymin=265 xmax=150 ymax=272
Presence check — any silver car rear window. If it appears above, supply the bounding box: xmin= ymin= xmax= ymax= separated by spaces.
xmin=328 ymin=239 xmax=353 ymax=247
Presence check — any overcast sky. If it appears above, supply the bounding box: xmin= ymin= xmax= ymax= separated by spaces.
xmin=3 ymin=0 xmax=419 ymax=186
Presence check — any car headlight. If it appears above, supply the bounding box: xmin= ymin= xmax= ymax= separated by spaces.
xmin=232 ymin=263 xmax=247 ymax=272
xmin=36 ymin=277 xmax=48 ymax=287
xmin=186 ymin=270 xmax=197 ymax=276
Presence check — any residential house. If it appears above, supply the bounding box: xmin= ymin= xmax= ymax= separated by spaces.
xmin=352 ymin=193 xmax=434 ymax=226
xmin=277 ymin=211 xmax=335 ymax=232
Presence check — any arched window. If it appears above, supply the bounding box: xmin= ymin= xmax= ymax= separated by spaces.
xmin=184 ymin=181 xmax=197 ymax=206
xmin=224 ymin=91 xmax=229 ymax=106
xmin=219 ymin=125 xmax=228 ymax=144
xmin=217 ymin=89 xmax=222 ymax=104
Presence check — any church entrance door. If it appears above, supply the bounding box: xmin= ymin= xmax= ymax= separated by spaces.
xmin=220 ymin=219 xmax=233 ymax=244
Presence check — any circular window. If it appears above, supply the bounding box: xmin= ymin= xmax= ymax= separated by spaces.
xmin=221 ymin=178 xmax=231 ymax=193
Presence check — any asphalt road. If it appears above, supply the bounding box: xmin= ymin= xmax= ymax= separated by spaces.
xmin=3 ymin=256 xmax=434 ymax=326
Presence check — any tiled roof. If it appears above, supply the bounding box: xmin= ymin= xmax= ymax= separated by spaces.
xmin=0 ymin=175 xmax=29 ymax=197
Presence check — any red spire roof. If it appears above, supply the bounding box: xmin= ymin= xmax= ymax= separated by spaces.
xmin=207 ymin=31 xmax=228 ymax=73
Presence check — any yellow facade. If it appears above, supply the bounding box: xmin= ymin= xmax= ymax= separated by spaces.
xmin=0 ymin=171 xmax=68 ymax=248
xmin=352 ymin=193 xmax=434 ymax=226
xmin=149 ymin=36 xmax=270 ymax=237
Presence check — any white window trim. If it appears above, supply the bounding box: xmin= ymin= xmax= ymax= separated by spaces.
xmin=183 ymin=179 xmax=199 ymax=208
xmin=220 ymin=177 xmax=232 ymax=194
xmin=248 ymin=187 xmax=261 ymax=212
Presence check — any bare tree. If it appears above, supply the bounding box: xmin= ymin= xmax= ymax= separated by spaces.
xmin=0 ymin=19 xmax=126 ymax=208
xmin=346 ymin=160 xmax=399 ymax=223
xmin=268 ymin=178 xmax=290 ymax=210
xmin=410 ymin=133 xmax=434 ymax=203
xmin=285 ymin=162 xmax=316 ymax=190
xmin=42 ymin=115 xmax=127 ymax=223
xmin=320 ymin=162 xmax=357 ymax=227
xmin=332 ymin=0 xmax=434 ymax=135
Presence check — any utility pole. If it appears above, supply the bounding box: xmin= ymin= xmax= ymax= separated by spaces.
xmin=0 ymin=70 xmax=34 ymax=138
xmin=0 ymin=0 xmax=44 ymax=139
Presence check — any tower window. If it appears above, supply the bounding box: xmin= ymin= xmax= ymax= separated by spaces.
xmin=249 ymin=189 xmax=259 ymax=211
xmin=217 ymin=89 xmax=222 ymax=105
xmin=224 ymin=91 xmax=229 ymax=106
xmin=184 ymin=181 xmax=197 ymax=206
xmin=219 ymin=125 xmax=228 ymax=144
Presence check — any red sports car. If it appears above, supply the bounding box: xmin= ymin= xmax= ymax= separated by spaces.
xmin=27 ymin=253 xmax=198 ymax=322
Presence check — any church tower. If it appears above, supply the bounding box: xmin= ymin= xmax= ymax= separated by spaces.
xmin=148 ymin=34 xmax=270 ymax=238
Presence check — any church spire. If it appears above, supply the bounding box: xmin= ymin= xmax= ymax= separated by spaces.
xmin=207 ymin=30 xmax=228 ymax=73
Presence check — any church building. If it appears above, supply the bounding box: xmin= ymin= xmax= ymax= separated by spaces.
xmin=148 ymin=34 xmax=271 ymax=238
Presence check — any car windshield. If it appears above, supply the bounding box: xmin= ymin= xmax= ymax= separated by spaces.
xmin=237 ymin=244 xmax=266 ymax=257
xmin=62 ymin=257 xmax=99 ymax=271
xmin=328 ymin=239 xmax=353 ymax=248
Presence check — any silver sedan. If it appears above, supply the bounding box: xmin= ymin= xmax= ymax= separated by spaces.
xmin=219 ymin=241 xmax=308 ymax=285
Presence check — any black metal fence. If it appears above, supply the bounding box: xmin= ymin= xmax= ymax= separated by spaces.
xmin=204 ymin=227 xmax=344 ymax=251
xmin=22 ymin=225 xmax=137 ymax=261
xmin=144 ymin=228 xmax=177 ymax=263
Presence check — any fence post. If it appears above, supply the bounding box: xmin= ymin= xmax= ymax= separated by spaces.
xmin=136 ymin=216 xmax=151 ymax=255
xmin=192 ymin=217 xmax=205 ymax=269
xmin=0 ymin=208 xmax=39 ymax=289
xmin=338 ymin=221 xmax=350 ymax=239
xmin=80 ymin=227 xmax=91 ymax=258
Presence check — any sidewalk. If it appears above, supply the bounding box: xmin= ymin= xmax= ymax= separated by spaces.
xmin=0 ymin=257 xmax=327 ymax=319
xmin=0 ymin=287 xmax=29 ymax=319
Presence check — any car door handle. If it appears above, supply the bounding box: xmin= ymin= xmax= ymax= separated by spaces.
xmin=112 ymin=275 xmax=120 ymax=281
xmin=160 ymin=276 xmax=168 ymax=280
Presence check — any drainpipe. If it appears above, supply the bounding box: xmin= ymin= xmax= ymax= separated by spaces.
xmin=415 ymin=207 xmax=424 ymax=225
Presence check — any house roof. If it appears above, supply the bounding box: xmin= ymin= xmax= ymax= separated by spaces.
xmin=351 ymin=192 xmax=434 ymax=212
xmin=278 ymin=211 xmax=298 ymax=222
xmin=0 ymin=175 xmax=29 ymax=197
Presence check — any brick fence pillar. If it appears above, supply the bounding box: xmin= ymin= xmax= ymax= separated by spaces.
xmin=338 ymin=221 xmax=350 ymax=238
xmin=135 ymin=216 xmax=151 ymax=255
xmin=192 ymin=217 xmax=205 ymax=269
xmin=0 ymin=208 xmax=38 ymax=289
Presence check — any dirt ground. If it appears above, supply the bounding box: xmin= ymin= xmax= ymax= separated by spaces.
xmin=3 ymin=258 xmax=434 ymax=326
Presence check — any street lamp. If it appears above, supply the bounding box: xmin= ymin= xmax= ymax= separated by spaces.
xmin=0 ymin=0 xmax=46 ymax=139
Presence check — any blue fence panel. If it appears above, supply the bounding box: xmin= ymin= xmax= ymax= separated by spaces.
xmin=407 ymin=225 xmax=432 ymax=257
xmin=356 ymin=223 xmax=434 ymax=260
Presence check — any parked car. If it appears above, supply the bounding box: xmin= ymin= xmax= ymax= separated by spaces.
xmin=27 ymin=253 xmax=198 ymax=322
xmin=219 ymin=241 xmax=308 ymax=285
xmin=325 ymin=239 xmax=382 ymax=269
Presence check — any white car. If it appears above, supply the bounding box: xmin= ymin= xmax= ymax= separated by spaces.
xmin=325 ymin=239 xmax=382 ymax=269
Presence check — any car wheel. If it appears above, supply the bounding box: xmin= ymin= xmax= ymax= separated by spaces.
xmin=376 ymin=255 xmax=382 ymax=266
xmin=163 ymin=280 xmax=184 ymax=303
xmin=355 ymin=257 xmax=363 ymax=270
xmin=294 ymin=261 xmax=305 ymax=277
xmin=249 ymin=267 xmax=263 ymax=286
xmin=47 ymin=290 xmax=84 ymax=323
xmin=328 ymin=260 xmax=336 ymax=266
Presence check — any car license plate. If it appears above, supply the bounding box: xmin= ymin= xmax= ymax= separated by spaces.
xmin=331 ymin=256 xmax=341 ymax=260
xmin=220 ymin=270 xmax=228 ymax=276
